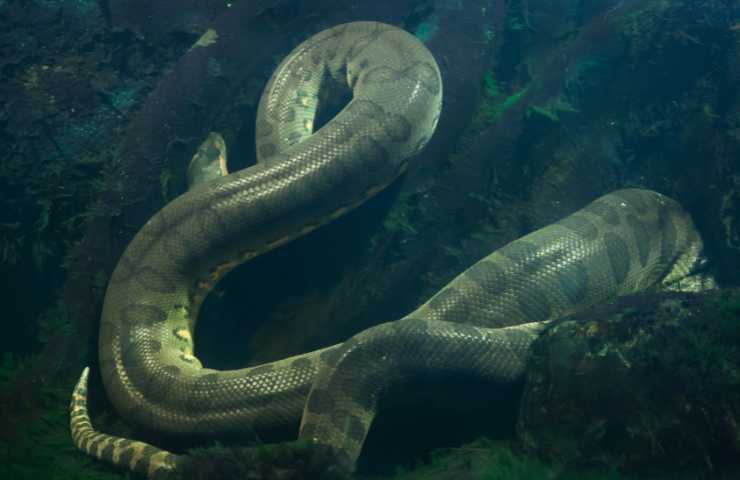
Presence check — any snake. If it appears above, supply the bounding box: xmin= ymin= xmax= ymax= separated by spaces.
xmin=69 ymin=21 xmax=705 ymax=479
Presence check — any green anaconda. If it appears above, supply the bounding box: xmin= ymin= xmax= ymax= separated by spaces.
xmin=70 ymin=21 xmax=704 ymax=479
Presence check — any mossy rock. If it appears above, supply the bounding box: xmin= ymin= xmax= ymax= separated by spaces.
xmin=518 ymin=288 xmax=740 ymax=477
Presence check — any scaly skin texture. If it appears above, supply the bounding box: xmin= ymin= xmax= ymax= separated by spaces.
xmin=70 ymin=368 xmax=181 ymax=480
xmin=70 ymin=21 xmax=703 ymax=479
xmin=296 ymin=188 xmax=703 ymax=471
xmin=72 ymin=21 xmax=442 ymax=478
xmin=100 ymin=21 xmax=441 ymax=436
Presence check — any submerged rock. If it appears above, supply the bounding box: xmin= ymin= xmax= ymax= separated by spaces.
xmin=518 ymin=288 xmax=740 ymax=476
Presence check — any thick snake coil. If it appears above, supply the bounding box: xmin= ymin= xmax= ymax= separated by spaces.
xmin=70 ymin=21 xmax=704 ymax=479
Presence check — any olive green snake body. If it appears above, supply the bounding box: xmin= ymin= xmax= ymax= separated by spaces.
xmin=69 ymin=21 xmax=704 ymax=478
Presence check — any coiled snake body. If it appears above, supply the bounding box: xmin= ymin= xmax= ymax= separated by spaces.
xmin=70 ymin=21 xmax=703 ymax=478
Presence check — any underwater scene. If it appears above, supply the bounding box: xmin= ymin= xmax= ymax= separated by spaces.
xmin=2 ymin=0 xmax=740 ymax=479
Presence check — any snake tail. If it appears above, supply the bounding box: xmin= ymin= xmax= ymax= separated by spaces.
xmin=69 ymin=16 xmax=706 ymax=479
xmin=71 ymin=188 xmax=703 ymax=476
xmin=71 ymin=368 xmax=346 ymax=480
xmin=72 ymin=21 xmax=442 ymax=478
xmin=70 ymin=367 xmax=181 ymax=479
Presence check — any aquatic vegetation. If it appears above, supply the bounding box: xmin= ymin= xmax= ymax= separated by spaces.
xmin=178 ymin=440 xmax=340 ymax=480
xmin=413 ymin=19 xmax=438 ymax=43
xmin=0 ymin=352 xmax=22 ymax=387
xmin=0 ymin=356 xmax=124 ymax=480
xmin=479 ymin=73 xmax=530 ymax=125
xmin=447 ymin=67 xmax=530 ymax=168
xmin=0 ymin=295 xmax=107 ymax=479
xmin=0 ymin=60 xmax=136 ymax=272
xmin=671 ymin=290 xmax=740 ymax=387
xmin=36 ymin=298 xmax=74 ymax=347
xmin=1 ymin=0 xmax=738 ymax=479
xmin=390 ymin=438 xmax=628 ymax=480
xmin=718 ymin=294 xmax=740 ymax=337
xmin=519 ymin=290 xmax=740 ymax=477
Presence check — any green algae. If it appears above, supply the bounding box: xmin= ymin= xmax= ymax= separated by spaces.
xmin=0 ymin=361 xmax=125 ymax=480
xmin=389 ymin=438 xmax=628 ymax=480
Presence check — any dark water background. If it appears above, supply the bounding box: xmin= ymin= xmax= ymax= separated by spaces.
xmin=1 ymin=0 xmax=740 ymax=478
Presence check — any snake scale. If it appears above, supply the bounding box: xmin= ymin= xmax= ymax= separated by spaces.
xmin=70 ymin=21 xmax=704 ymax=479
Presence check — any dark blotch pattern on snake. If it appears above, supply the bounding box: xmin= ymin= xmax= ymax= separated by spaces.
xmin=70 ymin=21 xmax=703 ymax=478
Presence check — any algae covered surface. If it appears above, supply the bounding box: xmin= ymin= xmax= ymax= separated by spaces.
xmin=1 ymin=0 xmax=740 ymax=479
xmin=518 ymin=289 xmax=740 ymax=478
xmin=0 ymin=355 xmax=123 ymax=480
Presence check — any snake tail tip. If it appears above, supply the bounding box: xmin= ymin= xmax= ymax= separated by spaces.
xmin=75 ymin=366 xmax=89 ymax=389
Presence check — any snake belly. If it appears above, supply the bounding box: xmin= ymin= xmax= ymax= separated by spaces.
xmin=69 ymin=21 xmax=705 ymax=480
